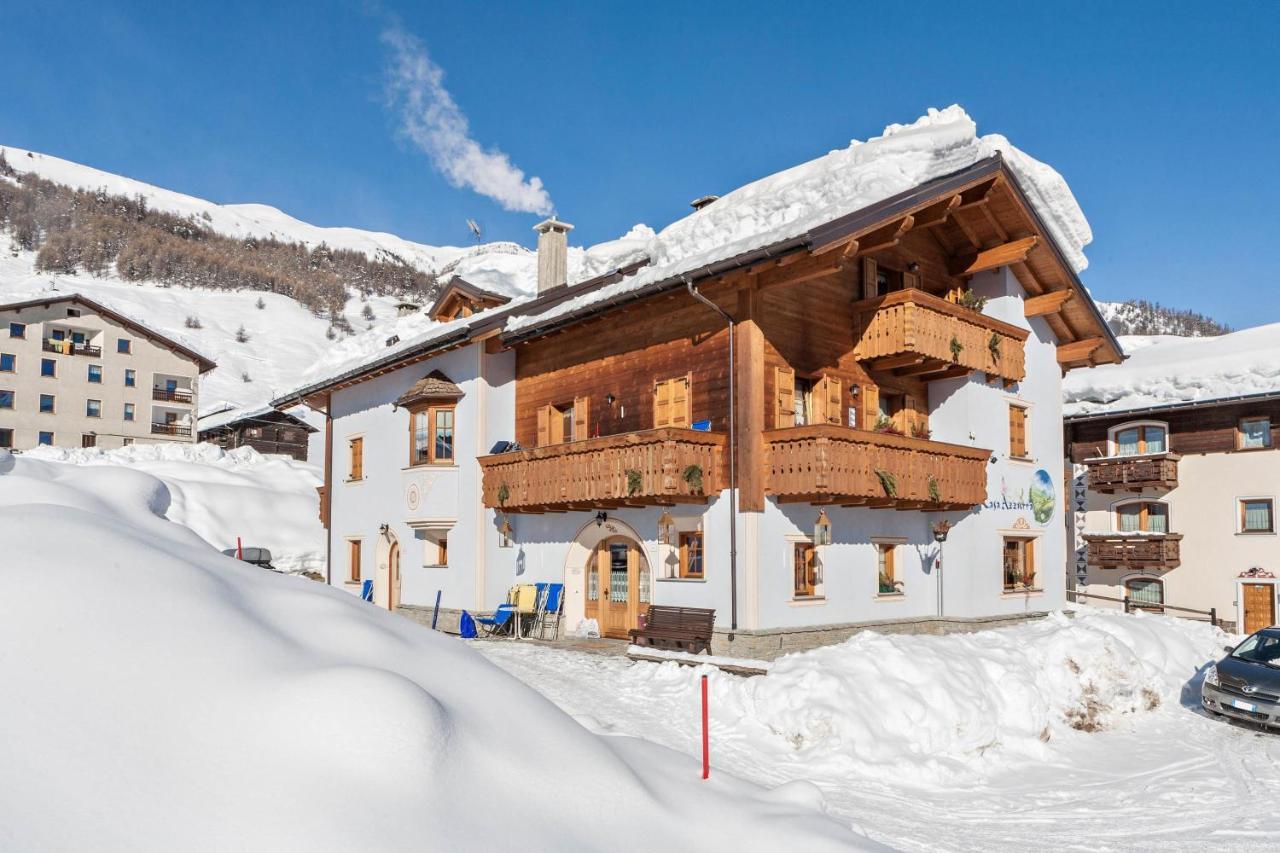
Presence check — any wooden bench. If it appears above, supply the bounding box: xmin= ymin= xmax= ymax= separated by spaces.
xmin=629 ymin=606 xmax=716 ymax=655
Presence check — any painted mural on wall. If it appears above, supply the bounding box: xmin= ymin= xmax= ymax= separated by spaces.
xmin=984 ymin=468 xmax=1056 ymax=526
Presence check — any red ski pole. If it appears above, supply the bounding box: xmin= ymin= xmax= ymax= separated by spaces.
xmin=236 ymin=536 xmax=243 ymax=560
xmin=701 ymin=674 xmax=710 ymax=780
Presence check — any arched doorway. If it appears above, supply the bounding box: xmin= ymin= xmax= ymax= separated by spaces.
xmin=374 ymin=529 xmax=401 ymax=611
xmin=585 ymin=536 xmax=651 ymax=639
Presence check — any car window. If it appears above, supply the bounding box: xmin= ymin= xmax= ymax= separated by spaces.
xmin=1232 ymin=632 xmax=1280 ymax=663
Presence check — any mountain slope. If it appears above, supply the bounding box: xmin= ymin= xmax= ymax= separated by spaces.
xmin=1096 ymin=299 xmax=1230 ymax=338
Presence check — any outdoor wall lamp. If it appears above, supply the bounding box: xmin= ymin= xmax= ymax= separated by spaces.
xmin=595 ymin=511 xmax=608 ymax=527
xmin=605 ymin=393 xmax=616 ymax=406
xmin=379 ymin=523 xmax=390 ymax=535
xmin=814 ymin=508 xmax=832 ymax=546
xmin=657 ymin=509 xmax=675 ymax=545
xmin=932 ymin=520 xmax=952 ymax=543
xmin=499 ymin=515 xmax=514 ymax=549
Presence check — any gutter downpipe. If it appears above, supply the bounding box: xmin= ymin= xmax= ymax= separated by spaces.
xmin=685 ymin=278 xmax=737 ymax=638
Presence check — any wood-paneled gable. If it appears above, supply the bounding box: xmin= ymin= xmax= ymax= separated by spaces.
xmin=1068 ymin=398 xmax=1280 ymax=463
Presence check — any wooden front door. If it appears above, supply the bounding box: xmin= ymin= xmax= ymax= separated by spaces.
xmin=388 ymin=543 xmax=400 ymax=611
xmin=1243 ymin=583 xmax=1276 ymax=634
xmin=585 ymin=538 xmax=647 ymax=639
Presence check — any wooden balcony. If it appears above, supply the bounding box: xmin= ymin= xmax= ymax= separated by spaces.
xmin=42 ymin=339 xmax=101 ymax=357
xmin=150 ymin=422 xmax=192 ymax=437
xmin=1082 ymin=453 xmax=1179 ymax=492
xmin=1084 ymin=534 xmax=1183 ymax=569
xmin=478 ymin=428 xmax=727 ymax=513
xmin=764 ymin=424 xmax=990 ymax=510
xmin=152 ymin=387 xmax=194 ymax=404
xmin=851 ymin=289 xmax=1028 ymax=384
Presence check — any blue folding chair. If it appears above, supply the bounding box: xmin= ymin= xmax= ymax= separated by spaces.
xmin=475 ymin=604 xmax=517 ymax=637
xmin=536 ymin=583 xmax=565 ymax=640
xmin=360 ymin=579 xmax=374 ymax=602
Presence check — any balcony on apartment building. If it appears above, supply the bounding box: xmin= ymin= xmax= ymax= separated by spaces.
xmin=764 ymin=424 xmax=990 ymax=510
xmin=851 ymin=288 xmax=1028 ymax=384
xmin=150 ymin=422 xmax=192 ymax=437
xmin=477 ymin=428 xmax=727 ymax=513
xmin=42 ymin=335 xmax=102 ymax=358
xmin=1083 ymin=533 xmax=1183 ymax=569
xmin=1081 ymin=453 xmax=1180 ymax=493
xmin=152 ymin=378 xmax=195 ymax=404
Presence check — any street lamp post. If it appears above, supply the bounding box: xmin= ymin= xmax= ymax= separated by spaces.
xmin=932 ymin=520 xmax=952 ymax=618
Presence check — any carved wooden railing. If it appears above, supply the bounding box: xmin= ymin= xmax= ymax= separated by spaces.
xmin=1084 ymin=534 xmax=1182 ymax=569
xmin=764 ymin=424 xmax=990 ymax=509
xmin=851 ymin=289 xmax=1028 ymax=383
xmin=150 ymin=422 xmax=191 ymax=437
xmin=1082 ymin=454 xmax=1179 ymax=492
xmin=478 ymin=428 xmax=726 ymax=513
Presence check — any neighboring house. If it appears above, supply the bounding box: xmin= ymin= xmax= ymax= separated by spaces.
xmin=1065 ymin=328 xmax=1280 ymax=634
xmin=276 ymin=143 xmax=1120 ymax=658
xmin=427 ymin=277 xmax=512 ymax=323
xmin=0 ymin=294 xmax=215 ymax=450
xmin=197 ymin=405 xmax=316 ymax=461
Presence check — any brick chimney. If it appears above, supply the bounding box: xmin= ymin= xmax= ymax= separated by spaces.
xmin=533 ymin=217 xmax=573 ymax=293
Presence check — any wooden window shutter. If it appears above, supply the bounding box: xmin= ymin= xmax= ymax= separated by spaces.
xmin=775 ymin=366 xmax=796 ymax=428
xmin=825 ymin=376 xmax=843 ymax=424
xmin=863 ymin=384 xmax=879 ymax=430
xmin=654 ymin=379 xmax=672 ymax=428
xmin=536 ymin=405 xmax=551 ymax=447
xmin=861 ymin=257 xmax=878 ymax=300
xmin=573 ymin=396 xmax=589 ymax=440
xmin=906 ymin=394 xmax=927 ymax=436
xmin=903 ymin=269 xmax=921 ymax=290
xmin=670 ymin=375 xmax=691 ymax=428
xmin=810 ymin=377 xmax=827 ymax=425
xmin=1009 ymin=405 xmax=1027 ymax=457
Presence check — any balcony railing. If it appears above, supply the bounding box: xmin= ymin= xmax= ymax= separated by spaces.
xmin=316 ymin=486 xmax=328 ymax=528
xmin=1084 ymin=533 xmax=1183 ymax=569
xmin=152 ymin=387 xmax=194 ymax=404
xmin=150 ymin=422 xmax=192 ymax=437
xmin=478 ymin=428 xmax=726 ymax=513
xmin=42 ymin=339 xmax=101 ymax=357
xmin=851 ymin=289 xmax=1028 ymax=383
xmin=1082 ymin=453 xmax=1179 ymax=492
xmin=764 ymin=424 xmax=990 ymax=510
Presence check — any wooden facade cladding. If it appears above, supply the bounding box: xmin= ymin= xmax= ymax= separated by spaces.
xmin=763 ymin=424 xmax=990 ymax=510
xmin=1082 ymin=454 xmax=1180 ymax=492
xmin=477 ymin=428 xmax=726 ymax=513
xmin=1068 ymin=398 xmax=1280 ymax=463
xmin=851 ymin=289 xmax=1028 ymax=383
xmin=1083 ymin=533 xmax=1183 ymax=569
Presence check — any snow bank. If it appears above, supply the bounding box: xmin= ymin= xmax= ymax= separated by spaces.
xmin=0 ymin=449 xmax=877 ymax=852
xmin=508 ymin=105 xmax=1092 ymax=334
xmin=1064 ymin=323 xmax=1280 ymax=416
xmin=19 ymin=442 xmax=324 ymax=574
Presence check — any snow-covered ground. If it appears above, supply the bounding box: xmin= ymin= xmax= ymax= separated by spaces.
xmin=19 ymin=442 xmax=325 ymax=574
xmin=480 ymin=612 xmax=1280 ymax=852
xmin=0 ymin=447 xmax=879 ymax=852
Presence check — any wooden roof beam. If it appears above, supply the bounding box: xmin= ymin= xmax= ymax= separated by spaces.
xmin=857 ymin=215 xmax=915 ymax=254
xmin=1024 ymin=289 xmax=1074 ymax=318
xmin=914 ymin=195 xmax=962 ymax=229
xmin=869 ymin=353 xmax=928 ymax=371
xmin=949 ymin=237 xmax=1039 ymax=277
xmin=1057 ymin=337 xmax=1104 ymax=365
xmin=757 ymin=251 xmax=848 ymax=290
xmin=956 ymin=176 xmax=1001 ymax=209
xmin=897 ymin=358 xmax=952 ymax=378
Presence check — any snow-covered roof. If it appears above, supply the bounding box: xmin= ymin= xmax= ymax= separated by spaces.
xmin=196 ymin=404 xmax=314 ymax=433
xmin=1064 ymin=324 xmax=1280 ymax=418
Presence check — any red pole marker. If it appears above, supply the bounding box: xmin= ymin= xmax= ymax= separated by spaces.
xmin=236 ymin=536 xmax=243 ymax=560
xmin=701 ymin=674 xmax=710 ymax=780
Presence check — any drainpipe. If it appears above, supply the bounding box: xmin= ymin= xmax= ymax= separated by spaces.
xmin=685 ymin=279 xmax=737 ymax=638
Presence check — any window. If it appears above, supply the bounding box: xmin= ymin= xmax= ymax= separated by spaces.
xmin=1239 ymin=417 xmax=1272 ymax=450
xmin=409 ymin=404 xmax=455 ymax=465
xmin=86 ymin=399 xmax=101 ymax=418
xmin=0 ymin=353 xmax=13 ymax=372
xmin=654 ymin=375 xmax=691 ymax=428
xmin=537 ymin=397 xmax=588 ymax=445
xmin=0 ymin=389 xmax=11 ymax=409
xmin=348 ymin=436 xmax=364 ymax=480
xmin=124 ymin=368 xmax=136 ymax=387
xmin=1002 ymin=537 xmax=1037 ymax=591
xmin=66 ymin=308 xmax=81 ymax=318
xmin=8 ymin=322 xmax=25 ymax=338
xmin=1009 ymin=404 xmax=1029 ymax=458
xmin=81 ymin=434 xmax=96 ymax=448
xmin=1125 ymin=577 xmax=1165 ymax=612
xmin=437 ymin=537 xmax=448 ymax=567
xmin=38 ymin=431 xmax=53 ymax=446
xmin=348 ymin=539 xmax=362 ymax=582
xmin=123 ymin=403 xmax=135 ymax=422
xmin=1115 ymin=501 xmax=1169 ymax=533
xmin=41 ymin=358 xmax=56 ymax=378
xmin=39 ymin=394 xmax=55 ymax=414
xmin=122 ymin=437 xmax=134 ymax=446
xmin=877 ymin=543 xmax=900 ymax=595
xmin=0 ymin=428 xmax=11 ymax=448
xmin=88 ymin=364 xmax=102 ymax=384
xmin=1112 ymin=423 xmax=1166 ymax=456
xmin=117 ymin=338 xmax=132 ymax=354
xmin=1240 ymin=499 xmax=1275 ymax=534
xmin=793 ymin=541 xmax=820 ymax=598
xmin=679 ymin=532 xmax=704 ymax=578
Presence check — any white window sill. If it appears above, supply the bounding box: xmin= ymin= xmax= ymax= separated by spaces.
xmin=657 ymin=577 xmax=706 ymax=583
xmin=874 ymin=593 xmax=906 ymax=601
xmin=1002 ymin=588 xmax=1044 ymax=598
xmin=1237 ymin=531 xmax=1276 ymax=536
xmin=402 ymin=464 xmax=459 ymax=472
xmin=1007 ymin=456 xmax=1036 ymax=466
xmin=344 ymin=478 xmax=365 ymax=485
xmin=421 ymin=564 xmax=448 ymax=569
xmin=789 ymin=596 xmax=826 ymax=607
xmin=343 ymin=581 xmax=363 ymax=588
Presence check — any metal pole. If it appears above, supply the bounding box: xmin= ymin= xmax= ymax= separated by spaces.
xmin=685 ymin=280 xmax=737 ymax=638
xmin=936 ymin=541 xmax=943 ymax=618
xmin=700 ymin=674 xmax=710 ymax=780
xmin=432 ymin=590 xmax=442 ymax=630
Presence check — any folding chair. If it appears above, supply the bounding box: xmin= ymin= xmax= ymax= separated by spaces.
xmin=475 ymin=604 xmax=517 ymax=637
xmin=360 ymin=579 xmax=374 ymax=602
xmin=537 ymin=583 xmax=565 ymax=640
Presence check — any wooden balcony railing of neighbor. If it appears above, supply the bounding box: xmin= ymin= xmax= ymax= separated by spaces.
xmin=851 ymin=289 xmax=1028 ymax=384
xmin=1084 ymin=533 xmax=1183 ymax=569
xmin=42 ymin=339 xmax=102 ymax=358
xmin=152 ymin=387 xmax=194 ymax=404
xmin=150 ymin=422 xmax=192 ymax=437
xmin=478 ymin=428 xmax=727 ymax=513
xmin=1082 ymin=453 xmax=1180 ymax=492
xmin=764 ymin=424 xmax=990 ymax=510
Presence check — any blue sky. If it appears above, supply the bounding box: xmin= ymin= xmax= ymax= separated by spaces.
xmin=1 ymin=1 xmax=1276 ymax=327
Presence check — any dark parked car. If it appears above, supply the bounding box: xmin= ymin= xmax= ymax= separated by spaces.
xmin=1202 ymin=627 xmax=1280 ymax=728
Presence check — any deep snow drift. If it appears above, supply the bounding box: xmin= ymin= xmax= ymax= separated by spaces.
xmin=0 ymin=449 xmax=879 ymax=852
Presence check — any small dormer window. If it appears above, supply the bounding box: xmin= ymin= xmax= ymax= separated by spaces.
xmin=66 ymin=308 xmax=81 ymax=318
xmin=1111 ymin=422 xmax=1166 ymax=456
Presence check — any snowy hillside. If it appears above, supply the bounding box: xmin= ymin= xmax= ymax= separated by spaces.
xmin=1096 ymin=299 xmax=1231 ymax=338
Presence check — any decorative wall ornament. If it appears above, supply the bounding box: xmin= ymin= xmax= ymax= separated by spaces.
xmin=1011 ymin=517 xmax=1031 ymax=530
xmin=1239 ymin=567 xmax=1277 ymax=578
xmin=405 ymin=483 xmax=421 ymax=511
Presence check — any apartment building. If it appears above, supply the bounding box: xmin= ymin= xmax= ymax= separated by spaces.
xmin=276 ymin=127 xmax=1120 ymax=658
xmin=0 ymin=294 xmax=214 ymax=450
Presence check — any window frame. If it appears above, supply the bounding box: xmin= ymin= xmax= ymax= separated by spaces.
xmin=1237 ymin=417 xmax=1273 ymax=451
xmin=8 ymin=322 xmax=25 ymax=339
xmin=1108 ymin=420 xmax=1169 ymax=457
xmin=407 ymin=401 xmax=457 ymax=467
xmin=1124 ymin=575 xmax=1165 ymax=613
xmin=116 ymin=338 xmax=132 ymax=355
xmin=41 ymin=358 xmax=56 ymax=378
xmin=1002 ymin=535 xmax=1038 ymax=592
xmin=437 ymin=537 xmax=448 ymax=567
xmin=124 ymin=368 xmax=136 ymax=388
xmin=0 ymin=388 xmax=12 ymax=410
xmin=0 ymin=428 xmax=11 ymax=448
xmin=39 ymin=393 xmax=55 ymax=414
xmin=347 ymin=538 xmax=362 ymax=583
xmin=0 ymin=352 xmax=14 ymax=372
xmin=123 ymin=402 xmax=135 ymax=422
xmin=876 ymin=542 xmax=902 ymax=596
xmin=792 ymin=539 xmax=822 ymax=600
xmin=86 ymin=399 xmax=102 ymax=419
xmin=679 ymin=531 xmax=704 ymax=579
xmin=1008 ymin=402 xmax=1030 ymax=459
xmin=347 ymin=436 xmax=364 ymax=481
xmin=87 ymin=363 xmax=103 ymax=384
xmin=38 ymin=431 xmax=53 ymax=446
xmin=1239 ymin=497 xmax=1276 ymax=535
xmin=1112 ymin=499 xmax=1170 ymax=534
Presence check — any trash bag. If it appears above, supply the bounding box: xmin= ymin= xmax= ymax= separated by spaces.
xmin=459 ymin=610 xmax=478 ymax=639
